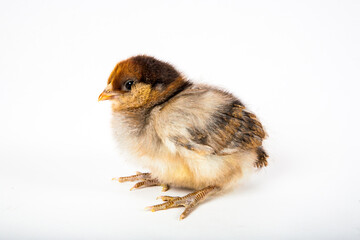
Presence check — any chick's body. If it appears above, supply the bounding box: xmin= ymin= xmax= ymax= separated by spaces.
xmin=99 ymin=55 xmax=268 ymax=219
xmin=112 ymin=85 xmax=261 ymax=190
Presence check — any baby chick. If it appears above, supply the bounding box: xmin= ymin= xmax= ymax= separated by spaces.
xmin=98 ymin=55 xmax=268 ymax=220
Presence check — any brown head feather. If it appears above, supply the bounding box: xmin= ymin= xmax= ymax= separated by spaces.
xmin=105 ymin=55 xmax=191 ymax=111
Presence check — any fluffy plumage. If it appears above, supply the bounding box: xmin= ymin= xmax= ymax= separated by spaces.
xmin=99 ymin=55 xmax=268 ymax=219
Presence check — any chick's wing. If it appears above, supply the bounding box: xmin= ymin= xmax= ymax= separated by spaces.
xmin=156 ymin=87 xmax=266 ymax=156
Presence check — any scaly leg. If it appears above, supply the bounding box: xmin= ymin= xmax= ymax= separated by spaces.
xmin=112 ymin=172 xmax=169 ymax=192
xmin=146 ymin=186 xmax=218 ymax=220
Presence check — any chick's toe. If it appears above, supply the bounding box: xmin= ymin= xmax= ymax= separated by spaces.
xmin=112 ymin=172 xmax=151 ymax=182
xmin=113 ymin=171 xmax=169 ymax=191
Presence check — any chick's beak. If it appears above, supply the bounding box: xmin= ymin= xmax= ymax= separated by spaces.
xmin=98 ymin=90 xmax=114 ymax=101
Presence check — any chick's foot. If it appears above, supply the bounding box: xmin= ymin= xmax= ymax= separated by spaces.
xmin=146 ymin=186 xmax=218 ymax=220
xmin=112 ymin=172 xmax=169 ymax=191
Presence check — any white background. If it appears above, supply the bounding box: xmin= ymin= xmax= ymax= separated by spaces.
xmin=1 ymin=0 xmax=359 ymax=239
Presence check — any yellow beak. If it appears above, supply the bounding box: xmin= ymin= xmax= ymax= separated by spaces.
xmin=98 ymin=91 xmax=113 ymax=101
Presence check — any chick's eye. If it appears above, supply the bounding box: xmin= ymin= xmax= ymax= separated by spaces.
xmin=124 ymin=80 xmax=134 ymax=91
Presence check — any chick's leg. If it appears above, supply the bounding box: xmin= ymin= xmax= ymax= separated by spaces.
xmin=112 ymin=172 xmax=169 ymax=191
xmin=146 ymin=186 xmax=218 ymax=220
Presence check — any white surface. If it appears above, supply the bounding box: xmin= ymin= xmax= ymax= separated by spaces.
xmin=1 ymin=0 xmax=360 ymax=239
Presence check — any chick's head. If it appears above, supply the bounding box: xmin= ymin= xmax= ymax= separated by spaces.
xmin=99 ymin=55 xmax=188 ymax=111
